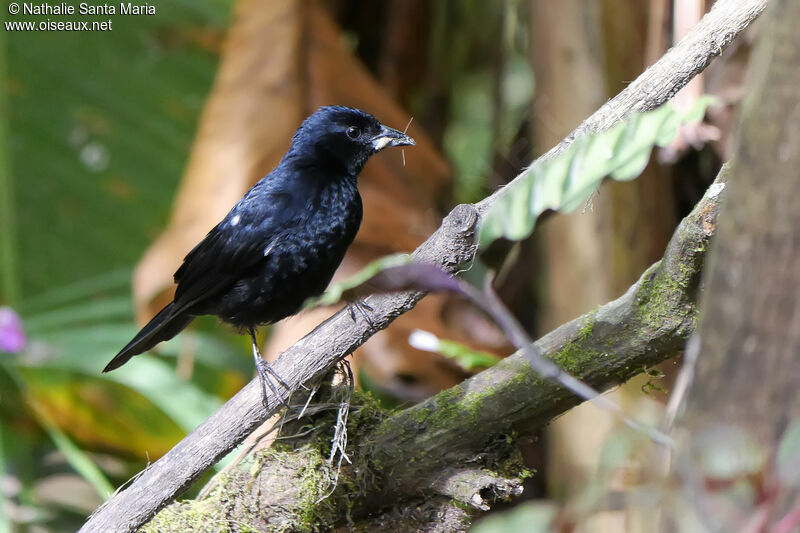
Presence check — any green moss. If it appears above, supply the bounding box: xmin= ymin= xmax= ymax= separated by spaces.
xmin=408 ymin=403 xmax=431 ymax=426
xmin=292 ymin=449 xmax=337 ymax=527
xmin=434 ymin=385 xmax=470 ymax=420
xmin=270 ymin=391 xmax=391 ymax=529
xmin=577 ymin=315 xmax=596 ymax=340
xmin=549 ymin=315 xmax=601 ymax=374
xmin=348 ymin=389 xmax=390 ymax=430
xmin=367 ymin=376 xmax=521 ymax=482
xmin=483 ymin=430 xmax=532 ymax=483
xmin=143 ymin=388 xmax=391 ymax=533
xmin=518 ymin=466 xmax=536 ymax=481
xmin=142 ymin=473 xmax=261 ymax=532
xmin=451 ymin=499 xmax=474 ymax=512
xmin=633 ymin=263 xmax=690 ymax=329
xmin=551 ymin=343 xmax=600 ymax=375
xmin=388 ymin=382 xmax=488 ymax=439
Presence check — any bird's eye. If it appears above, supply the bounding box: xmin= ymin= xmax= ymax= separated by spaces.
xmin=346 ymin=126 xmax=361 ymax=139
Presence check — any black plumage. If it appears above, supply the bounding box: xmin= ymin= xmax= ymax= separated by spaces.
xmin=104 ymin=106 xmax=415 ymax=400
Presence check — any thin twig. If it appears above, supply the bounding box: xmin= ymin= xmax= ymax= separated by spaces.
xmin=662 ymin=334 xmax=701 ymax=433
xmin=401 ymin=116 xmax=413 ymax=167
xmin=297 ymin=382 xmax=320 ymax=420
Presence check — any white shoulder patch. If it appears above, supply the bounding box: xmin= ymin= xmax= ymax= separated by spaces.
xmin=264 ymin=239 xmax=278 ymax=257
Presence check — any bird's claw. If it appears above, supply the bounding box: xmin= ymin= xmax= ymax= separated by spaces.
xmin=250 ymin=328 xmax=291 ymax=409
xmin=255 ymin=355 xmax=291 ymax=409
xmin=347 ymin=300 xmax=375 ymax=328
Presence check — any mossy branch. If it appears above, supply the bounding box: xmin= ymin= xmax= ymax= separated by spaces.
xmin=144 ymin=166 xmax=727 ymax=531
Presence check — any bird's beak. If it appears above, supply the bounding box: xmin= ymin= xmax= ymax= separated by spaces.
xmin=371 ymin=125 xmax=416 ymax=152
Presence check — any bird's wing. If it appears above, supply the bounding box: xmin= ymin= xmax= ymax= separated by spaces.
xmin=171 ymin=189 xmax=299 ymax=310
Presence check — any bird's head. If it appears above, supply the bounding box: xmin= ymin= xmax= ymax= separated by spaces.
xmin=289 ymin=106 xmax=416 ymax=176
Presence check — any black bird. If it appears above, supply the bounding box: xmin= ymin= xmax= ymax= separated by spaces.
xmin=104 ymin=106 xmax=415 ymax=402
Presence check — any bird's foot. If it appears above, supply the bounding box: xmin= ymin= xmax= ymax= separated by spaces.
xmin=347 ymin=299 xmax=375 ymax=328
xmin=255 ymin=357 xmax=291 ymax=409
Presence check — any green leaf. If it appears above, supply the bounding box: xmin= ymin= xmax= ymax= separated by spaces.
xmin=0 ymin=14 xmax=17 ymax=306
xmin=409 ymin=329 xmax=501 ymax=371
xmin=23 ymin=297 xmax=133 ymax=333
xmin=478 ymin=97 xmax=717 ymax=247
xmin=0 ymin=420 xmax=12 ymax=533
xmin=36 ymin=414 xmax=114 ymax=499
xmin=23 ymin=346 xmax=220 ymax=434
xmin=20 ymin=311 xmax=226 ymax=434
xmin=18 ymin=269 xmax=131 ymax=315
xmin=21 ymin=284 xmax=251 ymax=381
xmin=99 ymin=356 xmax=221 ymax=433
xmin=470 ymin=501 xmax=557 ymax=533
xmin=6 ymin=1 xmax=232 ymax=298
xmin=19 ymin=365 xmax=185 ymax=458
xmin=776 ymin=419 xmax=800 ymax=488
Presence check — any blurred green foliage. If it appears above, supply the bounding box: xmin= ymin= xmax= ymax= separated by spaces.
xmin=5 ymin=0 xmax=232 ymax=298
xmin=1 ymin=2 xmax=243 ymax=529
xmin=470 ymin=501 xmax=557 ymax=533
xmin=0 ymin=266 xmax=254 ymax=529
xmin=444 ymin=54 xmax=534 ymax=204
xmin=428 ymin=0 xmax=534 ymax=204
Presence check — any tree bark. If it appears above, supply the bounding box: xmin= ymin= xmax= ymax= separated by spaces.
xmin=677 ymin=0 xmax=800 ymax=529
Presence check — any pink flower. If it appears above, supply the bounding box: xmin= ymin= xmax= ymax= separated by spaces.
xmin=0 ymin=307 xmax=26 ymax=353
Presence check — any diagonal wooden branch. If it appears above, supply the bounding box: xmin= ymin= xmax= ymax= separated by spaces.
xmin=80 ymin=0 xmax=766 ymax=531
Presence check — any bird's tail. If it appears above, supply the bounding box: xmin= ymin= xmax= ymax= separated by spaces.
xmin=103 ymin=302 xmax=193 ymax=372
